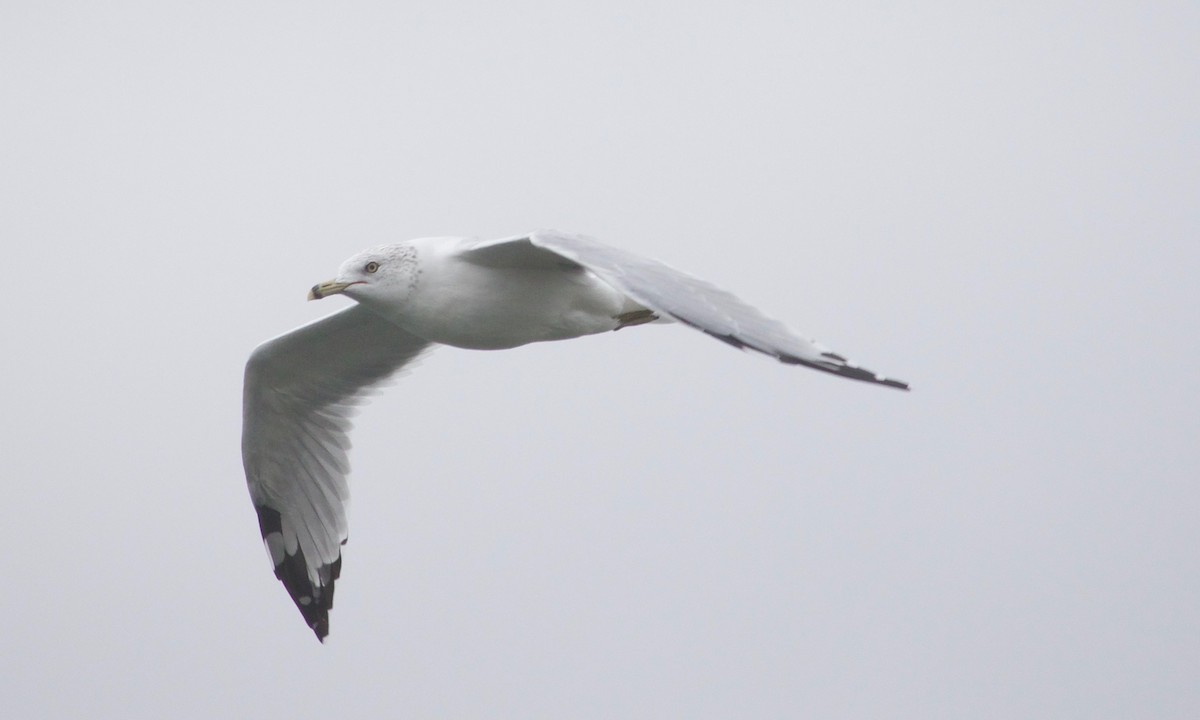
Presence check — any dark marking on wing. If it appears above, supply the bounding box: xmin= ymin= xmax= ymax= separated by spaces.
xmin=674 ymin=316 xmax=909 ymax=390
xmin=703 ymin=330 xmax=748 ymax=350
xmin=779 ymin=353 xmax=910 ymax=390
xmin=255 ymin=504 xmax=342 ymax=642
xmin=256 ymin=502 xmax=284 ymax=536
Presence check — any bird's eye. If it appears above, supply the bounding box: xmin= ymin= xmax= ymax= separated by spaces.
xmin=365 ymin=261 xmax=380 ymax=273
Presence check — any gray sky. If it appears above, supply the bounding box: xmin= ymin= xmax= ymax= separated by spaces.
xmin=3 ymin=1 xmax=1197 ymax=718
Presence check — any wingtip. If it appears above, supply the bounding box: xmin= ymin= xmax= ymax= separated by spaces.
xmin=254 ymin=503 xmax=341 ymax=643
xmin=313 ymin=621 xmax=330 ymax=643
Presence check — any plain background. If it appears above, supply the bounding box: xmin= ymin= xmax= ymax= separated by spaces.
xmin=3 ymin=2 xmax=1197 ymax=718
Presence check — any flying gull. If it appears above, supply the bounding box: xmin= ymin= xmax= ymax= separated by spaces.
xmin=242 ymin=230 xmax=908 ymax=641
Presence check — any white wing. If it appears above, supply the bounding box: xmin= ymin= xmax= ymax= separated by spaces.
xmin=465 ymin=230 xmax=909 ymax=390
xmin=242 ymin=304 xmax=432 ymax=641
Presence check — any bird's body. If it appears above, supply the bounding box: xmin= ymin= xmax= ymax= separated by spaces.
xmin=359 ymin=235 xmax=644 ymax=350
xmin=243 ymin=230 xmax=908 ymax=641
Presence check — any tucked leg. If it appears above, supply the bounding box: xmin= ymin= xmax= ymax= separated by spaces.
xmin=614 ymin=308 xmax=659 ymax=330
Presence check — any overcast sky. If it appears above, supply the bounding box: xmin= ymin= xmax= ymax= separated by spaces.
xmin=3 ymin=1 xmax=1197 ymax=718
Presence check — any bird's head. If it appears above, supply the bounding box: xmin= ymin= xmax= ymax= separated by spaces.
xmin=308 ymin=243 xmax=419 ymax=307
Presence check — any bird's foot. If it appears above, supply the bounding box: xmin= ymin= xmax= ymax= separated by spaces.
xmin=614 ymin=309 xmax=658 ymax=330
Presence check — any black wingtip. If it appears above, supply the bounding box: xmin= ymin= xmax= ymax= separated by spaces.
xmin=779 ymin=353 xmax=910 ymax=391
xmin=686 ymin=320 xmax=910 ymax=390
xmin=255 ymin=504 xmax=341 ymax=643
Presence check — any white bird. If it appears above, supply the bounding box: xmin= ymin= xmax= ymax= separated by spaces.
xmin=242 ymin=230 xmax=908 ymax=641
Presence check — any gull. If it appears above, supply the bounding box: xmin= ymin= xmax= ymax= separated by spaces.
xmin=242 ymin=230 xmax=908 ymax=641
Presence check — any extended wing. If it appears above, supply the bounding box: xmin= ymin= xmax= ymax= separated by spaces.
xmin=464 ymin=230 xmax=908 ymax=390
xmin=242 ymin=304 xmax=432 ymax=641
